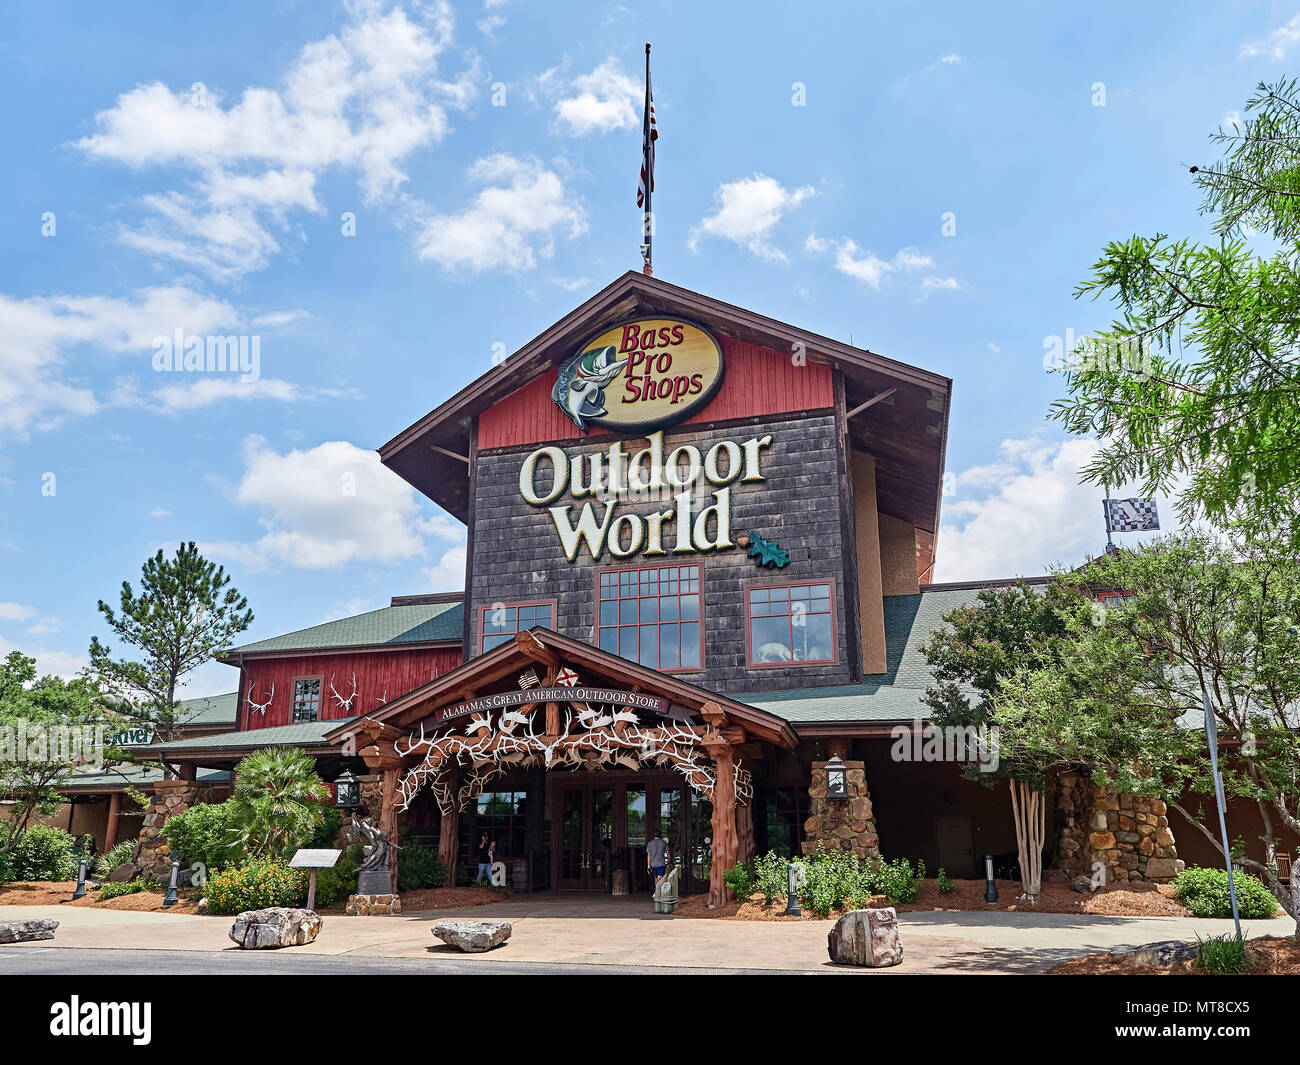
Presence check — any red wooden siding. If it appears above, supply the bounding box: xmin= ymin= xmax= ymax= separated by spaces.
xmin=238 ymin=646 xmax=462 ymax=731
xmin=478 ymin=337 xmax=834 ymax=450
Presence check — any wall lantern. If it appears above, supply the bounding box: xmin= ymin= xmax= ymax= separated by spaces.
xmin=825 ymin=755 xmax=849 ymax=801
xmin=335 ymin=768 xmax=361 ymax=809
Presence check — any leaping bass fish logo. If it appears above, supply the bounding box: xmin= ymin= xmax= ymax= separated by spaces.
xmin=552 ymin=345 xmax=628 ymax=431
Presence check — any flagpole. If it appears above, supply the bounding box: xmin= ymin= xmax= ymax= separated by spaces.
xmin=642 ymin=42 xmax=653 ymax=276
xmin=1102 ymin=482 xmax=1115 ymax=554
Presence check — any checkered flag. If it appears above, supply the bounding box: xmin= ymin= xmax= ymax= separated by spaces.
xmin=1104 ymin=498 xmax=1160 ymax=532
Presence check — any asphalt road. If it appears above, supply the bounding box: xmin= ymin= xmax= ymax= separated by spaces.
xmin=0 ymin=946 xmax=816 ymax=976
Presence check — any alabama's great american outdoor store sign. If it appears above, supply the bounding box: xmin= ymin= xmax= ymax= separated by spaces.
xmin=435 ymin=687 xmax=668 ymax=725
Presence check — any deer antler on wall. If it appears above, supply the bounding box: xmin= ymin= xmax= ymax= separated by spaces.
xmin=246 ymin=682 xmax=274 ymax=716
xmin=329 ymin=673 xmax=359 ymax=713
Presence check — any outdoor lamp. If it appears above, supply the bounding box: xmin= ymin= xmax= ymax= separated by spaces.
xmin=72 ymin=859 xmax=87 ymax=901
xmin=334 ymin=768 xmax=361 ymax=809
xmin=984 ymin=854 xmax=998 ymax=903
xmin=825 ymin=755 xmax=849 ymax=800
xmin=784 ymin=862 xmax=802 ymax=917
xmin=163 ymin=860 xmax=180 ymax=908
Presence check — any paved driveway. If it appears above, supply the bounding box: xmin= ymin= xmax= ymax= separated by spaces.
xmin=0 ymin=895 xmax=1291 ymax=975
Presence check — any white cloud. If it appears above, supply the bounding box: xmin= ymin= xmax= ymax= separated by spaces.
xmin=149 ymin=508 xmax=172 ymax=518
xmin=201 ymin=436 xmax=460 ymax=570
xmin=919 ymin=275 xmax=961 ymax=297
xmin=690 ymin=175 xmax=815 ymax=262
xmin=414 ymin=153 xmax=586 ymax=272
xmin=149 ymin=377 xmax=302 ymax=413
xmin=806 ymin=236 xmax=937 ymax=290
xmin=1240 ymin=15 xmax=1300 ymax=59
xmin=933 ymin=436 xmax=1178 ymax=582
xmin=0 ymin=284 xmax=238 ymax=438
xmin=554 ymin=59 xmax=642 ymax=136
xmin=425 ymin=545 xmax=467 ymax=590
xmin=936 ymin=53 xmax=962 ymax=65
xmin=478 ymin=14 xmax=506 ymax=37
xmin=76 ymin=1 xmax=480 ymax=281
xmin=0 ymin=602 xmax=37 ymax=621
xmin=26 ymin=618 xmax=60 ymax=637
xmin=0 ymin=634 xmax=85 ymax=680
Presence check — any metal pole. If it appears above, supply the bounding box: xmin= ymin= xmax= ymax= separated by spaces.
xmin=642 ymin=42 xmax=652 ymax=276
xmin=1102 ymin=483 xmax=1115 ymax=554
xmin=1203 ymin=688 xmax=1242 ymax=938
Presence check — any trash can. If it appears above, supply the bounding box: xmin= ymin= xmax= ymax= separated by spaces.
xmin=512 ymin=858 xmax=530 ymax=893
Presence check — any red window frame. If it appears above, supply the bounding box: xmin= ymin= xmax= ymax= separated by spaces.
xmin=595 ymin=562 xmax=704 ymax=673
xmin=477 ymin=598 xmax=558 ymax=655
xmin=291 ymin=674 xmax=324 ymax=723
xmin=745 ymin=579 xmax=838 ymax=667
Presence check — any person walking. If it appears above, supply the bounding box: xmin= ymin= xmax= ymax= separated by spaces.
xmin=646 ymin=831 xmax=668 ymax=888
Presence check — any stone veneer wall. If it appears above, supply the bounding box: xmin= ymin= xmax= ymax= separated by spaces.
xmin=135 ymin=780 xmax=216 ymax=881
xmin=1055 ymin=773 xmax=1183 ymax=883
xmin=802 ymin=760 xmax=880 ymax=859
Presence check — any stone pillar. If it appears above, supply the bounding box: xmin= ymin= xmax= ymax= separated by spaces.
xmin=802 ymin=760 xmax=880 ymax=860
xmin=1055 ymin=777 xmax=1182 ymax=883
xmin=135 ymin=780 xmax=208 ymax=881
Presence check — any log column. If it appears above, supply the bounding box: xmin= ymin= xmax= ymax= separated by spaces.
xmin=708 ymin=747 xmax=739 ymax=908
xmin=437 ymin=768 xmax=460 ymax=881
xmin=104 ymin=790 xmax=122 ymax=851
xmin=736 ymin=800 xmax=755 ymax=865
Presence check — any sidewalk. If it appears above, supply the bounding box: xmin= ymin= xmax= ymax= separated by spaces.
xmin=1 ymin=897 xmax=1291 ymax=974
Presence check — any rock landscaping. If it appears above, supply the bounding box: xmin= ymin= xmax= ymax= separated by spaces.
xmin=229 ymin=907 xmax=323 ymax=949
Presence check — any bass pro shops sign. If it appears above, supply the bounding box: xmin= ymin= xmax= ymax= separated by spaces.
xmin=519 ymin=429 xmax=774 ymax=563
xmin=551 ymin=317 xmax=724 ymax=433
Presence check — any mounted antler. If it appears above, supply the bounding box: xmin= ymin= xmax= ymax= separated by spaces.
xmin=330 ymin=673 xmax=359 ymax=713
xmin=246 ymin=682 xmax=274 ymax=716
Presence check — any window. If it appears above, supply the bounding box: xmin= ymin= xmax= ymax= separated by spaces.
xmin=1097 ymin=591 xmax=1137 ymax=609
xmin=469 ymin=790 xmax=528 ymax=865
xmin=597 ymin=564 xmax=701 ymax=670
xmin=479 ymin=600 xmax=555 ymax=652
xmin=291 ymin=676 xmax=322 ymax=722
xmin=747 ymin=582 xmax=836 ymax=665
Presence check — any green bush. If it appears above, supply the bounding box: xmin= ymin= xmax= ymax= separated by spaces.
xmin=312 ymin=844 xmax=362 ymax=909
xmin=937 ymin=868 xmax=956 ymax=894
xmin=163 ymin=801 xmax=239 ymax=875
xmin=753 ymin=851 xmax=792 ymax=904
xmin=97 ymin=878 xmax=148 ymax=901
xmin=205 ymin=859 xmax=308 ymax=915
xmin=9 ymin=825 xmax=77 ymax=880
xmin=730 ymin=846 xmax=924 ymax=914
xmin=309 ymin=805 xmax=342 ymax=850
xmin=397 ymin=841 xmax=448 ymax=892
xmin=0 ymin=848 xmax=13 ymax=884
xmin=863 ymin=856 xmax=923 ymax=906
xmin=93 ymin=838 xmax=138 ymax=881
xmin=1173 ymin=866 xmax=1278 ymax=919
xmin=722 ymin=863 xmax=755 ymax=901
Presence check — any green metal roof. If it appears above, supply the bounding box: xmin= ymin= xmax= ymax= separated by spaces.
xmin=738 ymin=586 xmax=987 ymax=725
xmin=223 ymin=600 xmax=463 ymax=656
xmin=149 ymin=718 xmax=358 ymax=754
xmin=59 ymin=765 xmax=230 ymax=790
xmin=174 ymin=691 xmax=239 ymax=726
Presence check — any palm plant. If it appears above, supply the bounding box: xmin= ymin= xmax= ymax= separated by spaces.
xmin=227 ymin=747 xmax=329 ymax=859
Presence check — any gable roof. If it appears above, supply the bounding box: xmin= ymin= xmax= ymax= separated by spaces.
xmin=379 ymin=271 xmax=952 ymax=566
xmin=219 ymin=599 xmax=462 ymax=659
xmin=174 ymin=691 xmax=239 ymax=727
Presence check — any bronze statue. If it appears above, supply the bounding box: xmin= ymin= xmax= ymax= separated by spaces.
xmin=349 ymin=816 xmax=401 ymax=872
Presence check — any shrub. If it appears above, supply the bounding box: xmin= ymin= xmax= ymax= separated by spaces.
xmin=0 ymin=848 xmax=13 ymax=884
xmin=1195 ymin=933 xmax=1260 ymax=975
xmin=753 ymin=851 xmax=792 ymax=904
xmin=163 ymin=801 xmax=239 ymax=874
xmin=309 ymin=805 xmax=342 ymax=849
xmin=9 ymin=825 xmax=77 ymax=880
xmin=226 ymin=748 xmax=330 ymax=859
xmin=723 ymin=863 xmax=756 ymax=901
xmin=397 ymin=841 xmax=448 ymax=892
xmin=937 ymin=868 xmax=956 ymax=894
xmin=97 ymin=878 xmax=148 ymax=901
xmin=93 ymin=838 xmax=138 ymax=880
xmin=312 ymin=845 xmax=362 ymax=909
xmin=205 ymin=859 xmax=308 ymax=915
xmin=1173 ymin=867 xmax=1278 ymax=920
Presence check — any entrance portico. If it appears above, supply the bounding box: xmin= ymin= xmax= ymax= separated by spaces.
xmin=326 ymin=627 xmax=797 ymax=907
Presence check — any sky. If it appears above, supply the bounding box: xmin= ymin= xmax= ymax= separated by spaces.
xmin=0 ymin=0 xmax=1291 ymax=695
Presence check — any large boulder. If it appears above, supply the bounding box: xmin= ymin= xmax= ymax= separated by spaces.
xmin=109 ymin=862 xmax=141 ymax=883
xmin=827 ymin=907 xmax=903 ymax=968
xmin=0 ymin=919 xmax=58 ymax=944
xmin=1107 ymin=940 xmax=1197 ymax=968
xmin=228 ymin=908 xmax=322 ymax=949
xmin=432 ymin=920 xmax=512 ymax=953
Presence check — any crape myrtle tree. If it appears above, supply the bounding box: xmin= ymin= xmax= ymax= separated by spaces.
xmin=1023 ymin=532 xmax=1300 ymax=932
xmin=1052 ymin=79 xmax=1300 ymax=536
xmin=0 ymin=652 xmax=111 ymax=853
xmin=89 ymin=543 xmax=253 ymax=774
xmin=920 ymin=581 xmax=1088 ymax=901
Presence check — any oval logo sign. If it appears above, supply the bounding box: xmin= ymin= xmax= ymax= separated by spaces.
xmin=551 ymin=318 xmax=724 ymax=434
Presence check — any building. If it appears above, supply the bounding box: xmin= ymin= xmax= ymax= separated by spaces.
xmin=131 ymin=272 xmax=1292 ymax=899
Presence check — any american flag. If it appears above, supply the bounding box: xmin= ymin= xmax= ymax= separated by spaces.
xmin=637 ymin=72 xmax=657 ymax=208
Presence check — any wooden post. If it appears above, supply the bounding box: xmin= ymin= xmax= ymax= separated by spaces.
xmin=708 ymin=748 xmax=739 ymax=908
xmin=104 ymin=791 xmax=122 ymax=850
xmin=437 ymin=769 xmax=460 ymax=881
xmin=381 ymin=767 xmax=399 ymax=894
xmin=736 ymin=800 xmax=755 ymax=865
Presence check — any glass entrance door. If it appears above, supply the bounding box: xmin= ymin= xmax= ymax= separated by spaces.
xmin=556 ymin=784 xmax=613 ymax=890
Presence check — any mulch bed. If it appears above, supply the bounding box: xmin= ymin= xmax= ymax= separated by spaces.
xmin=1047 ymin=935 xmax=1300 ymax=975
xmin=0 ymin=880 xmax=198 ymax=912
xmin=678 ymin=878 xmax=1191 ymax=921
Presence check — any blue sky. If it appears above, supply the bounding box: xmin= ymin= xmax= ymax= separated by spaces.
xmin=0 ymin=0 xmax=1292 ymax=694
